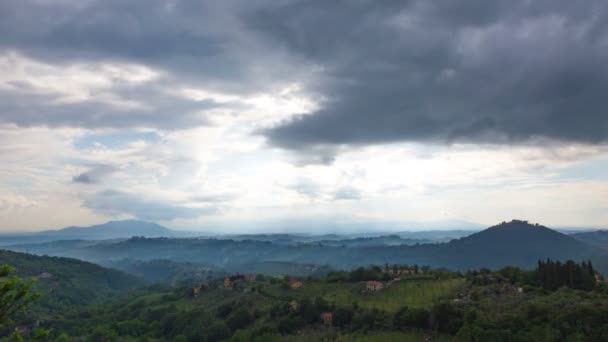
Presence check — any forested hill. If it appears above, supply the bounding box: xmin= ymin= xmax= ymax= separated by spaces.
xmin=433 ymin=220 xmax=606 ymax=271
xmin=571 ymin=230 xmax=608 ymax=249
xmin=0 ymin=249 xmax=145 ymax=315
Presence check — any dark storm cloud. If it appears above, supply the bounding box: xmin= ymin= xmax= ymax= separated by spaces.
xmin=0 ymin=88 xmax=222 ymax=130
xmin=0 ymin=0 xmax=289 ymax=130
xmin=253 ymin=0 xmax=608 ymax=150
xmin=83 ymin=190 xmax=218 ymax=221
xmin=0 ymin=0 xmax=290 ymax=89
xmin=0 ymin=1 xmax=224 ymax=74
xmin=3 ymin=0 xmax=608 ymax=143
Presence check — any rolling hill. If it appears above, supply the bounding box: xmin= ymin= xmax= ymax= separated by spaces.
xmin=571 ymin=230 xmax=608 ymax=250
xmin=3 ymin=220 xmax=607 ymax=275
xmin=0 ymin=249 xmax=145 ymax=317
xmin=433 ymin=220 xmax=606 ymax=271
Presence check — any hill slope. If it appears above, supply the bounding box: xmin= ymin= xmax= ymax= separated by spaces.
xmin=0 ymin=249 xmax=145 ymax=316
xmin=571 ymin=230 xmax=608 ymax=250
xmin=434 ymin=220 xmax=605 ymax=270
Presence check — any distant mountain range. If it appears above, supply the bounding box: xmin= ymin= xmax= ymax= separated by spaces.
xmin=0 ymin=219 xmax=478 ymax=246
xmin=571 ymin=230 xmax=608 ymax=250
xmin=41 ymin=220 xmax=175 ymax=238
xmin=0 ymin=220 xmax=204 ymax=245
xmin=3 ymin=219 xmax=607 ymax=275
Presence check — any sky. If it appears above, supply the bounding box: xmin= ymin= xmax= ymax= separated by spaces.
xmin=1 ymin=0 xmax=608 ymax=233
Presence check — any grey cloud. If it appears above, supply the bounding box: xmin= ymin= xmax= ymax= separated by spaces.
xmin=0 ymin=0 xmax=293 ymax=90
xmin=333 ymin=186 xmax=361 ymax=201
xmin=289 ymin=180 xmax=361 ymax=201
xmin=1 ymin=1 xmax=223 ymax=73
xmin=0 ymin=85 xmax=222 ymax=130
xmin=190 ymin=194 xmax=235 ymax=203
xmin=253 ymin=0 xmax=608 ymax=152
xmin=289 ymin=178 xmax=321 ymax=198
xmin=4 ymin=0 xmax=608 ymax=143
xmin=72 ymin=164 xmax=117 ymax=184
xmin=0 ymin=0 xmax=293 ymax=130
xmin=83 ymin=190 xmax=218 ymax=221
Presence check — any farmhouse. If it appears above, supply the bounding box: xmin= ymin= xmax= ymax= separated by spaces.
xmin=289 ymin=300 xmax=299 ymax=312
xmin=366 ymin=280 xmax=384 ymax=292
xmin=289 ymin=278 xmax=303 ymax=289
xmin=225 ymin=274 xmax=249 ymax=288
xmin=192 ymin=286 xmax=201 ymax=297
xmin=321 ymin=312 xmax=333 ymax=326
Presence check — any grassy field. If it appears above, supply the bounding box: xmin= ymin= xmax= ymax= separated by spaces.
xmin=336 ymin=278 xmax=465 ymax=311
xmin=262 ymin=277 xmax=465 ymax=312
xmin=343 ymin=331 xmax=451 ymax=342
xmin=282 ymin=331 xmax=453 ymax=342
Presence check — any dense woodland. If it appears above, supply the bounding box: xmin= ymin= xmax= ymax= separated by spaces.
xmin=2 ymin=254 xmax=608 ymax=341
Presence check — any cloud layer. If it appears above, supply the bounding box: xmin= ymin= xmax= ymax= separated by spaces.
xmin=257 ymin=0 xmax=608 ymax=150
xmin=1 ymin=1 xmax=608 ymax=230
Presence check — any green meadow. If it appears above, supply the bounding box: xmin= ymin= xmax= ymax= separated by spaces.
xmin=261 ymin=277 xmax=465 ymax=312
xmin=327 ymin=278 xmax=465 ymax=311
xmin=343 ymin=331 xmax=453 ymax=342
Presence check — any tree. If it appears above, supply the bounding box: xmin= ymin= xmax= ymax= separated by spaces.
xmin=333 ymin=307 xmax=353 ymax=328
xmin=0 ymin=265 xmax=41 ymax=323
xmin=227 ymin=308 xmax=253 ymax=331
xmin=54 ymin=333 xmax=72 ymax=342
xmin=278 ymin=317 xmax=305 ymax=334
xmin=1 ymin=265 xmax=43 ymax=341
xmin=87 ymin=326 xmax=118 ymax=342
xmin=172 ymin=335 xmax=187 ymax=342
xmin=216 ymin=302 xmax=233 ymax=318
xmin=394 ymin=307 xmax=429 ymax=329
xmin=431 ymin=303 xmax=464 ymax=334
xmin=206 ymin=322 xmax=230 ymax=341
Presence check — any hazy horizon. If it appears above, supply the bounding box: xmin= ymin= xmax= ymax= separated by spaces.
xmin=1 ymin=218 xmax=606 ymax=236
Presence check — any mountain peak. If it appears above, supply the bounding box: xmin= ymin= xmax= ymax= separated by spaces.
xmin=489 ymin=219 xmax=547 ymax=231
xmin=467 ymin=220 xmax=569 ymax=242
xmin=439 ymin=220 xmax=601 ymax=271
xmin=43 ymin=220 xmax=175 ymax=239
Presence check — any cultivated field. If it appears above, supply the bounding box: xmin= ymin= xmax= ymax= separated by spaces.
xmin=262 ymin=277 xmax=465 ymax=312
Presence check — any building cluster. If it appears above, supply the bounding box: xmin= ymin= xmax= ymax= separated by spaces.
xmin=386 ymin=265 xmax=424 ymax=276
xmin=223 ymin=274 xmax=257 ymax=288
xmin=192 ymin=282 xmax=210 ymax=297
